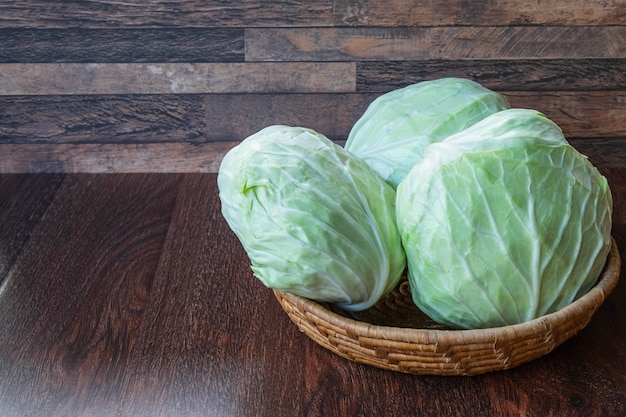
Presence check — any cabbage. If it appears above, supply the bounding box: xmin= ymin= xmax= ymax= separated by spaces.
xmin=218 ymin=125 xmax=406 ymax=311
xmin=396 ymin=109 xmax=613 ymax=329
xmin=345 ymin=78 xmax=510 ymax=189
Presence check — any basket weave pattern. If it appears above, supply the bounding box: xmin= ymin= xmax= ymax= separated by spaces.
xmin=274 ymin=238 xmax=621 ymax=376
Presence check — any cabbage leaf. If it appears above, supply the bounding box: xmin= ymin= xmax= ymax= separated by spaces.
xmin=345 ymin=78 xmax=510 ymax=189
xmin=218 ymin=125 xmax=406 ymax=311
xmin=396 ymin=109 xmax=613 ymax=329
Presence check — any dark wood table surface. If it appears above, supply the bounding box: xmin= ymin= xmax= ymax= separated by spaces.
xmin=0 ymin=169 xmax=624 ymax=417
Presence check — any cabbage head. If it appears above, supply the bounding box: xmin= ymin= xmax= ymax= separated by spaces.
xmin=218 ymin=125 xmax=406 ymax=311
xmin=345 ymin=78 xmax=510 ymax=189
xmin=396 ymin=109 xmax=613 ymax=329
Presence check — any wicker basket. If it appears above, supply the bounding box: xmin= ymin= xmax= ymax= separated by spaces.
xmin=274 ymin=237 xmax=621 ymax=376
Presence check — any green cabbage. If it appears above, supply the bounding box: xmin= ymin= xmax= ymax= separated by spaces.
xmin=396 ymin=109 xmax=613 ymax=329
xmin=218 ymin=125 xmax=406 ymax=311
xmin=345 ymin=78 xmax=510 ymax=189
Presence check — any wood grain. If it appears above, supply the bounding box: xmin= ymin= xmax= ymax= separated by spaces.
xmin=1 ymin=91 xmax=625 ymax=143
xmin=505 ymin=91 xmax=626 ymax=138
xmin=333 ymin=0 xmax=626 ymax=26
xmin=0 ymin=93 xmax=369 ymax=144
xmin=1 ymin=1 xmax=625 ymax=173
xmin=201 ymin=93 xmax=373 ymax=141
xmin=569 ymin=138 xmax=626 ymax=168
xmin=1 ymin=0 xmax=623 ymax=29
xmin=1 ymin=89 xmax=625 ymax=173
xmin=356 ymin=59 xmax=626 ymax=92
xmin=246 ymin=27 xmax=626 ymax=61
xmin=0 ymin=28 xmax=244 ymax=63
xmin=0 ymin=142 xmax=236 ymax=173
xmin=0 ymin=174 xmax=181 ymax=416
xmin=1 ymin=137 xmax=623 ymax=174
xmin=0 ymin=62 xmax=355 ymax=95
xmin=0 ymin=171 xmax=624 ymax=416
xmin=115 ymin=174 xmax=252 ymax=417
xmin=0 ymin=95 xmax=206 ymax=143
xmin=0 ymin=1 xmax=333 ymax=28
xmin=0 ymin=174 xmax=64 ymax=281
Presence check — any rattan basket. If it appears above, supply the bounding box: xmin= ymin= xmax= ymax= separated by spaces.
xmin=274 ymin=237 xmax=621 ymax=376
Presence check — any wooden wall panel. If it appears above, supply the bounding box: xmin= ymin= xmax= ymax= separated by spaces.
xmin=3 ymin=136 xmax=623 ymax=173
xmin=0 ymin=93 xmax=367 ymax=143
xmin=2 ymin=91 xmax=624 ymax=143
xmin=505 ymin=91 xmax=626 ymax=138
xmin=0 ymin=28 xmax=245 ymax=63
xmin=0 ymin=1 xmax=333 ymax=28
xmin=0 ymin=0 xmax=625 ymax=172
xmin=201 ymin=93 xmax=372 ymax=141
xmin=0 ymin=143 xmax=235 ymax=173
xmin=2 ymin=90 xmax=625 ymax=172
xmin=2 ymin=0 xmax=623 ymax=29
xmin=246 ymin=27 xmax=626 ymax=61
xmin=0 ymin=62 xmax=355 ymax=95
xmin=332 ymin=0 xmax=626 ymax=26
xmin=0 ymin=95 xmax=206 ymax=143
xmin=356 ymin=60 xmax=626 ymax=92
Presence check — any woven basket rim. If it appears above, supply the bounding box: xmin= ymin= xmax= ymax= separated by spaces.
xmin=277 ymin=237 xmax=621 ymax=343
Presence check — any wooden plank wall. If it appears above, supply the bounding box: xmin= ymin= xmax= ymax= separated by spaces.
xmin=0 ymin=1 xmax=625 ymax=173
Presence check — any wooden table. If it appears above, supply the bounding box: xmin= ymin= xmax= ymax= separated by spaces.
xmin=0 ymin=170 xmax=624 ymax=417
xmin=1 ymin=1 xmax=625 ymax=416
